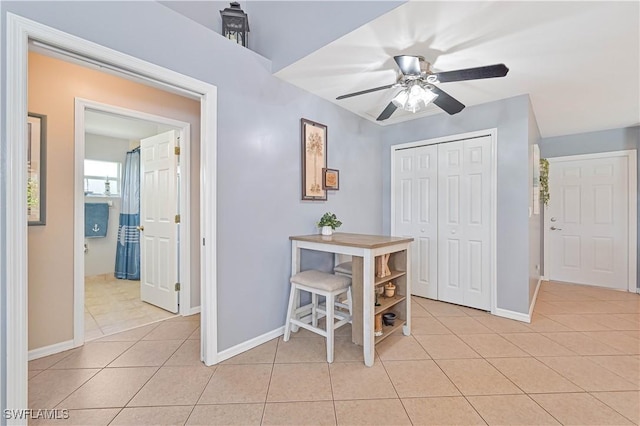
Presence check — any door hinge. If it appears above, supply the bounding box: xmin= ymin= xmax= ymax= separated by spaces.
xmin=175 ymin=282 xmax=180 ymax=291
xmin=174 ymin=146 xmax=180 ymax=155
xmin=175 ymin=214 xmax=181 ymax=223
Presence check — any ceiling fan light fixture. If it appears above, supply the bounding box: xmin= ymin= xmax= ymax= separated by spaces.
xmin=392 ymin=83 xmax=438 ymax=113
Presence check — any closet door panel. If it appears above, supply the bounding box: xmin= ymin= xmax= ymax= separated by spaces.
xmin=438 ymin=136 xmax=492 ymax=310
xmin=438 ymin=141 xmax=465 ymax=305
xmin=393 ymin=145 xmax=438 ymax=299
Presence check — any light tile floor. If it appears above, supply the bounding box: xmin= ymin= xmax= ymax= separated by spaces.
xmin=85 ymin=275 xmax=176 ymax=340
xmin=28 ymin=281 xmax=639 ymax=425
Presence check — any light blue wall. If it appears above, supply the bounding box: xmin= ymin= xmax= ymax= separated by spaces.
xmin=159 ymin=1 xmax=244 ymax=39
xmin=159 ymin=1 xmax=405 ymax=72
xmin=540 ymin=126 xmax=639 ymax=289
xmin=246 ymin=1 xmax=406 ymax=72
xmin=0 ymin=2 xmax=383 ymax=354
xmin=528 ymin=98 xmax=542 ymax=304
xmin=381 ymin=95 xmax=532 ymax=314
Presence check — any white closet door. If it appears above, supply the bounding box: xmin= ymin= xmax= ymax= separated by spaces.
xmin=393 ymin=145 xmax=438 ymax=299
xmin=437 ymin=136 xmax=492 ymax=310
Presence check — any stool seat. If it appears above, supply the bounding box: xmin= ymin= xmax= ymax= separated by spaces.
xmin=291 ymin=270 xmax=350 ymax=292
xmin=333 ymin=261 xmax=352 ymax=276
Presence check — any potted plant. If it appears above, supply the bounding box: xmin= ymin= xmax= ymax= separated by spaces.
xmin=317 ymin=212 xmax=342 ymax=236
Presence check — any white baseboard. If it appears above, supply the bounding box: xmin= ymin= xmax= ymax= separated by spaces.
xmin=216 ymin=326 xmax=284 ymax=363
xmin=494 ymin=308 xmax=531 ymax=323
xmin=28 ymin=339 xmax=75 ymax=361
xmin=528 ymin=277 xmax=543 ymax=319
xmin=186 ymin=306 xmax=201 ymax=316
xmin=541 ymin=276 xmax=549 ymax=281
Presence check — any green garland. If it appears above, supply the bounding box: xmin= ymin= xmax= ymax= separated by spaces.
xmin=539 ymin=158 xmax=550 ymax=206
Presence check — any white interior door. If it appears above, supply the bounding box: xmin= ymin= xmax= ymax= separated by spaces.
xmin=546 ymin=155 xmax=629 ymax=289
xmin=393 ymin=145 xmax=438 ymax=298
xmin=140 ymin=130 xmax=179 ymax=313
xmin=437 ymin=136 xmax=492 ymax=310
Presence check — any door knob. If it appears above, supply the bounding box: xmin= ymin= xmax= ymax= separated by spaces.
xmin=550 ymin=226 xmax=562 ymax=231
xmin=420 ymin=228 xmax=425 ymax=233
xmin=137 ymin=225 xmax=144 ymax=231
xmin=550 ymin=217 xmax=557 ymax=222
xmin=451 ymin=230 xmax=456 ymax=234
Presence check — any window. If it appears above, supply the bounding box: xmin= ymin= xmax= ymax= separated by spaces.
xmin=84 ymin=159 xmax=121 ymax=196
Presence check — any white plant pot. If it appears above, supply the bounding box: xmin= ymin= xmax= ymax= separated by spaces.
xmin=321 ymin=226 xmax=333 ymax=236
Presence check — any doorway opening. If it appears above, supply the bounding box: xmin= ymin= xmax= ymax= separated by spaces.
xmin=80 ymin=106 xmax=192 ymax=341
xmin=5 ymin=12 xmax=218 ymax=412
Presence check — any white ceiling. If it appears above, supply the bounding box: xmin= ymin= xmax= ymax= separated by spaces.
xmin=85 ymin=110 xmax=175 ymax=140
xmin=275 ymin=1 xmax=639 ymax=137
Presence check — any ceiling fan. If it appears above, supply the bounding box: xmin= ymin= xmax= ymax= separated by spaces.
xmin=336 ymin=55 xmax=509 ymax=121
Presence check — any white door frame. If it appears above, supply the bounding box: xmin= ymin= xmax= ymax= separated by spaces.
xmin=74 ymin=99 xmax=192 ymax=347
xmin=543 ymin=150 xmax=637 ymax=292
xmin=390 ymin=128 xmax=498 ymax=315
xmin=5 ymin=12 xmax=218 ymax=414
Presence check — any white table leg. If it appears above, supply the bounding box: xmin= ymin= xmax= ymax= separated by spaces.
xmin=291 ymin=242 xmax=301 ymax=333
xmin=363 ymin=252 xmax=375 ymax=367
xmin=403 ymin=246 xmax=412 ymax=336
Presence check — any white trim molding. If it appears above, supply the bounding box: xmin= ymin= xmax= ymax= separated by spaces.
xmin=6 ymin=12 xmax=31 ymax=416
xmin=216 ymin=327 xmax=285 ymax=363
xmin=4 ymin=12 xmax=218 ymax=414
xmin=28 ymin=340 xmax=75 ymax=362
xmin=186 ymin=306 xmax=201 ymax=316
xmin=543 ymin=150 xmax=637 ymax=293
xmin=494 ymin=308 xmax=531 ymax=323
xmin=390 ymin=128 xmax=498 ymax=314
xmin=528 ymin=277 xmax=543 ymax=319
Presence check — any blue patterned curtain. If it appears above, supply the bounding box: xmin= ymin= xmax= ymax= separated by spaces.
xmin=115 ymin=149 xmax=140 ymax=280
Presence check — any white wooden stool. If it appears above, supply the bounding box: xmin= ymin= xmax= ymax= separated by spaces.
xmin=333 ymin=261 xmax=352 ymax=276
xmin=333 ymin=261 xmax=353 ymax=316
xmin=284 ymin=270 xmax=351 ymax=363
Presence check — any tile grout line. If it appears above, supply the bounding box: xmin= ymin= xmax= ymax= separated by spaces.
xmin=588 ymin=390 xmax=640 ymax=424
xmin=426 ymin=351 xmax=489 ymax=425
xmin=258 ymin=336 xmax=279 ymax=425
xmin=103 ymin=324 xmax=193 ymax=423
xmin=378 ymin=349 xmax=413 ymax=424
xmin=185 ymin=350 xmax=218 ymax=425
xmin=421 ymin=299 xmax=573 ymax=425
xmin=326 ymin=355 xmax=338 ymax=425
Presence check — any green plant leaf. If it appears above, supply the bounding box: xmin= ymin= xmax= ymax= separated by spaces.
xmin=317 ymin=212 xmax=342 ymax=229
xmin=540 ymin=158 xmax=550 ymax=207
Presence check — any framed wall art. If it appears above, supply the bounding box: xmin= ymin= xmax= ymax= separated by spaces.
xmin=28 ymin=113 xmax=47 ymax=225
xmin=322 ymin=168 xmax=339 ymax=190
xmin=301 ymin=118 xmax=327 ymax=201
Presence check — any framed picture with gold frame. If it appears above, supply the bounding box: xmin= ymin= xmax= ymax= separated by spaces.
xmin=301 ymin=118 xmax=327 ymax=201
xmin=322 ymin=168 xmax=339 ymax=190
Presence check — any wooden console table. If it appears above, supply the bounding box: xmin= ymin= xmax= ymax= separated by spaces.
xmin=289 ymin=233 xmax=413 ymax=366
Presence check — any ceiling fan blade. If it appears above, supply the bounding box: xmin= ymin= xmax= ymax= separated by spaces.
xmin=376 ymin=102 xmax=397 ymax=121
xmin=336 ymin=84 xmax=394 ymax=100
xmin=394 ymin=55 xmax=422 ymax=76
xmin=434 ymin=64 xmax=509 ymax=83
xmin=430 ymin=86 xmax=465 ymax=115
